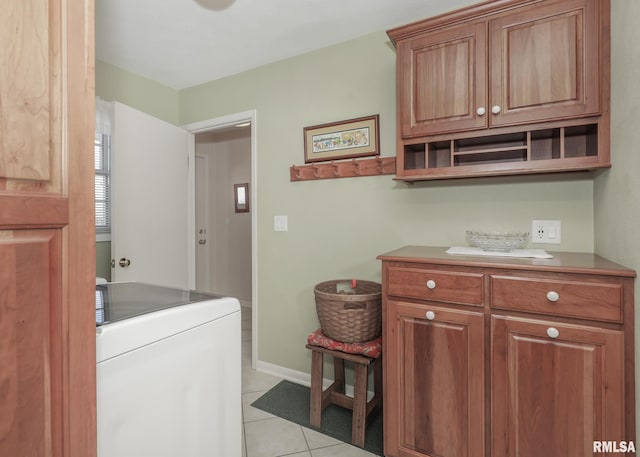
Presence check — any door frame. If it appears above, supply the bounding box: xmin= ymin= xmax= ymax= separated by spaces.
xmin=182 ymin=110 xmax=258 ymax=369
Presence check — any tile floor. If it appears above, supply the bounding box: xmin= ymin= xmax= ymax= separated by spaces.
xmin=240 ymin=306 xmax=379 ymax=457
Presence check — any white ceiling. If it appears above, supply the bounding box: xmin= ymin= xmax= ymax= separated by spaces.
xmin=95 ymin=0 xmax=477 ymax=90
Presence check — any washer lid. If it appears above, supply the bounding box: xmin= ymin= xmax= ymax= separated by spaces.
xmin=95 ymin=282 xmax=240 ymax=363
xmin=96 ymin=282 xmax=223 ymax=326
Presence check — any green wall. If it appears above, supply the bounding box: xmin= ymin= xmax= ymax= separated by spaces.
xmin=96 ymin=241 xmax=112 ymax=281
xmin=594 ymin=0 xmax=640 ymax=438
xmin=96 ymin=60 xmax=179 ymax=124
xmin=179 ymin=31 xmax=594 ymax=373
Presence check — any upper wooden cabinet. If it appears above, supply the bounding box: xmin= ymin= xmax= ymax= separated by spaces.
xmin=396 ymin=20 xmax=487 ymax=136
xmin=388 ymin=0 xmax=610 ymax=181
xmin=489 ymin=0 xmax=600 ymax=126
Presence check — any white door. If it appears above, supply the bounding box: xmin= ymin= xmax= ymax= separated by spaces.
xmin=195 ymin=154 xmax=211 ymax=292
xmin=111 ymin=102 xmax=191 ymax=289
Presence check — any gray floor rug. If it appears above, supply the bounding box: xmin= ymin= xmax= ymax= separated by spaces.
xmin=251 ymin=380 xmax=383 ymax=456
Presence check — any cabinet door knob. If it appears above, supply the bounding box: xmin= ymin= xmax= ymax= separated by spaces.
xmin=546 ymin=291 xmax=560 ymax=302
xmin=491 ymin=105 xmax=502 ymax=114
xmin=476 ymin=107 xmax=486 ymax=116
xmin=425 ymin=311 xmax=436 ymax=321
xmin=426 ymin=280 xmax=436 ymax=290
xmin=546 ymin=327 xmax=560 ymax=339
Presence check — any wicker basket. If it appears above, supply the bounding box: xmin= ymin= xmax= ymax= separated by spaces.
xmin=314 ymin=279 xmax=382 ymax=343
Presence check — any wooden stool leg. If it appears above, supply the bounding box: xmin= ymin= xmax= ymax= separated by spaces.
xmin=351 ymin=362 xmax=368 ymax=448
xmin=374 ymin=355 xmax=382 ymax=409
xmin=309 ymin=350 xmax=323 ymax=428
xmin=333 ymin=356 xmax=345 ymax=394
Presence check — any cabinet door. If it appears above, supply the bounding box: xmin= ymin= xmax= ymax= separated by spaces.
xmin=492 ymin=316 xmax=625 ymax=457
xmin=398 ymin=21 xmax=487 ymax=137
xmin=385 ymin=300 xmax=484 ymax=457
xmin=489 ymin=0 xmax=600 ymax=127
xmin=0 ymin=1 xmax=96 ymax=457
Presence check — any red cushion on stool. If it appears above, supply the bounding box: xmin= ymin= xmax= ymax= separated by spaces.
xmin=307 ymin=328 xmax=382 ymax=358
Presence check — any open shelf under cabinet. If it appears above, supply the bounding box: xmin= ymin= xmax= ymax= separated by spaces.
xmin=400 ymin=123 xmax=602 ymax=180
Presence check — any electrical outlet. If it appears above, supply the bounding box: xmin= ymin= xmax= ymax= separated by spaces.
xmin=531 ymin=220 xmax=561 ymax=244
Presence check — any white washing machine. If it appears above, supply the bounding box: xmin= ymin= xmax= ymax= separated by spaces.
xmin=96 ymin=282 xmax=241 ymax=457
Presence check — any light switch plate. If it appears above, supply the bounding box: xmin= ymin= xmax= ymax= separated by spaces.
xmin=274 ymin=215 xmax=288 ymax=232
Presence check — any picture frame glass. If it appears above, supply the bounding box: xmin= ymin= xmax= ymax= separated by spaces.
xmin=304 ymin=115 xmax=379 ymax=163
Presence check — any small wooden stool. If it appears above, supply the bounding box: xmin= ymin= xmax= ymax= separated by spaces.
xmin=306 ymin=330 xmax=382 ymax=448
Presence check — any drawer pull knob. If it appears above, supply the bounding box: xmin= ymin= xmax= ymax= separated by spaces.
xmin=546 ymin=291 xmax=560 ymax=302
xmin=425 ymin=311 xmax=436 ymax=321
xmin=476 ymin=107 xmax=486 ymax=116
xmin=491 ymin=105 xmax=502 ymax=114
xmin=546 ymin=327 xmax=560 ymax=339
xmin=426 ymin=280 xmax=436 ymax=290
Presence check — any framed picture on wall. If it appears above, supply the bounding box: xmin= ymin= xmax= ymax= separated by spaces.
xmin=234 ymin=183 xmax=249 ymax=213
xmin=303 ymin=114 xmax=379 ymax=163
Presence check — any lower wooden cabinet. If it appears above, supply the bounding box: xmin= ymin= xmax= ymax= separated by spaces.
xmin=378 ymin=246 xmax=635 ymax=457
xmin=491 ymin=316 xmax=624 ymax=457
xmin=386 ymin=300 xmax=484 ymax=457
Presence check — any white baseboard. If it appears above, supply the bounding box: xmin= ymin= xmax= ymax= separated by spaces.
xmin=255 ymin=360 xmax=312 ymax=387
xmin=254 ymin=359 xmax=373 ymax=399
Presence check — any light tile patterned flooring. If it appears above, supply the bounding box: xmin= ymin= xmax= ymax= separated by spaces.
xmin=240 ymin=306 xmax=378 ymax=457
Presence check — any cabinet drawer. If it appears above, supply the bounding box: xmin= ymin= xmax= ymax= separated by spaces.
xmin=387 ymin=267 xmax=483 ymax=306
xmin=490 ymin=275 xmax=623 ymax=323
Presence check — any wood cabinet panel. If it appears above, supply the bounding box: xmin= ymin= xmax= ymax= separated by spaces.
xmin=0 ymin=231 xmax=63 ymax=456
xmin=387 ymin=266 xmax=484 ymax=306
xmin=398 ymin=21 xmax=486 ymax=136
xmin=490 ymin=274 xmax=623 ymax=322
xmin=0 ymin=194 xmax=68 ymax=228
xmin=489 ymin=0 xmax=600 ymax=126
xmin=387 ymin=300 xmax=484 ymax=457
xmin=0 ymin=0 xmax=61 ymax=188
xmin=492 ymin=316 xmax=625 ymax=457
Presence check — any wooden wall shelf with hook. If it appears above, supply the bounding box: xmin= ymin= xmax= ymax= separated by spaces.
xmin=290 ymin=157 xmax=396 ymax=182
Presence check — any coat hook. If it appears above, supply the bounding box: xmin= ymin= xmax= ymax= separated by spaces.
xmin=375 ymin=157 xmax=383 ymax=173
xmin=352 ymin=159 xmax=361 ymax=175
xmin=291 ymin=165 xmax=302 ymax=181
xmin=330 ymin=161 xmax=339 ymax=177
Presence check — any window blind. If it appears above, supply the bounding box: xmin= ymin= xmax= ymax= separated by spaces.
xmin=95 ymin=133 xmax=111 ymax=232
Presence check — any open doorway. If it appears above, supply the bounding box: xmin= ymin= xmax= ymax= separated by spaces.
xmin=194 ymin=127 xmax=251 ymax=306
xmin=184 ymin=110 xmax=257 ymax=368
